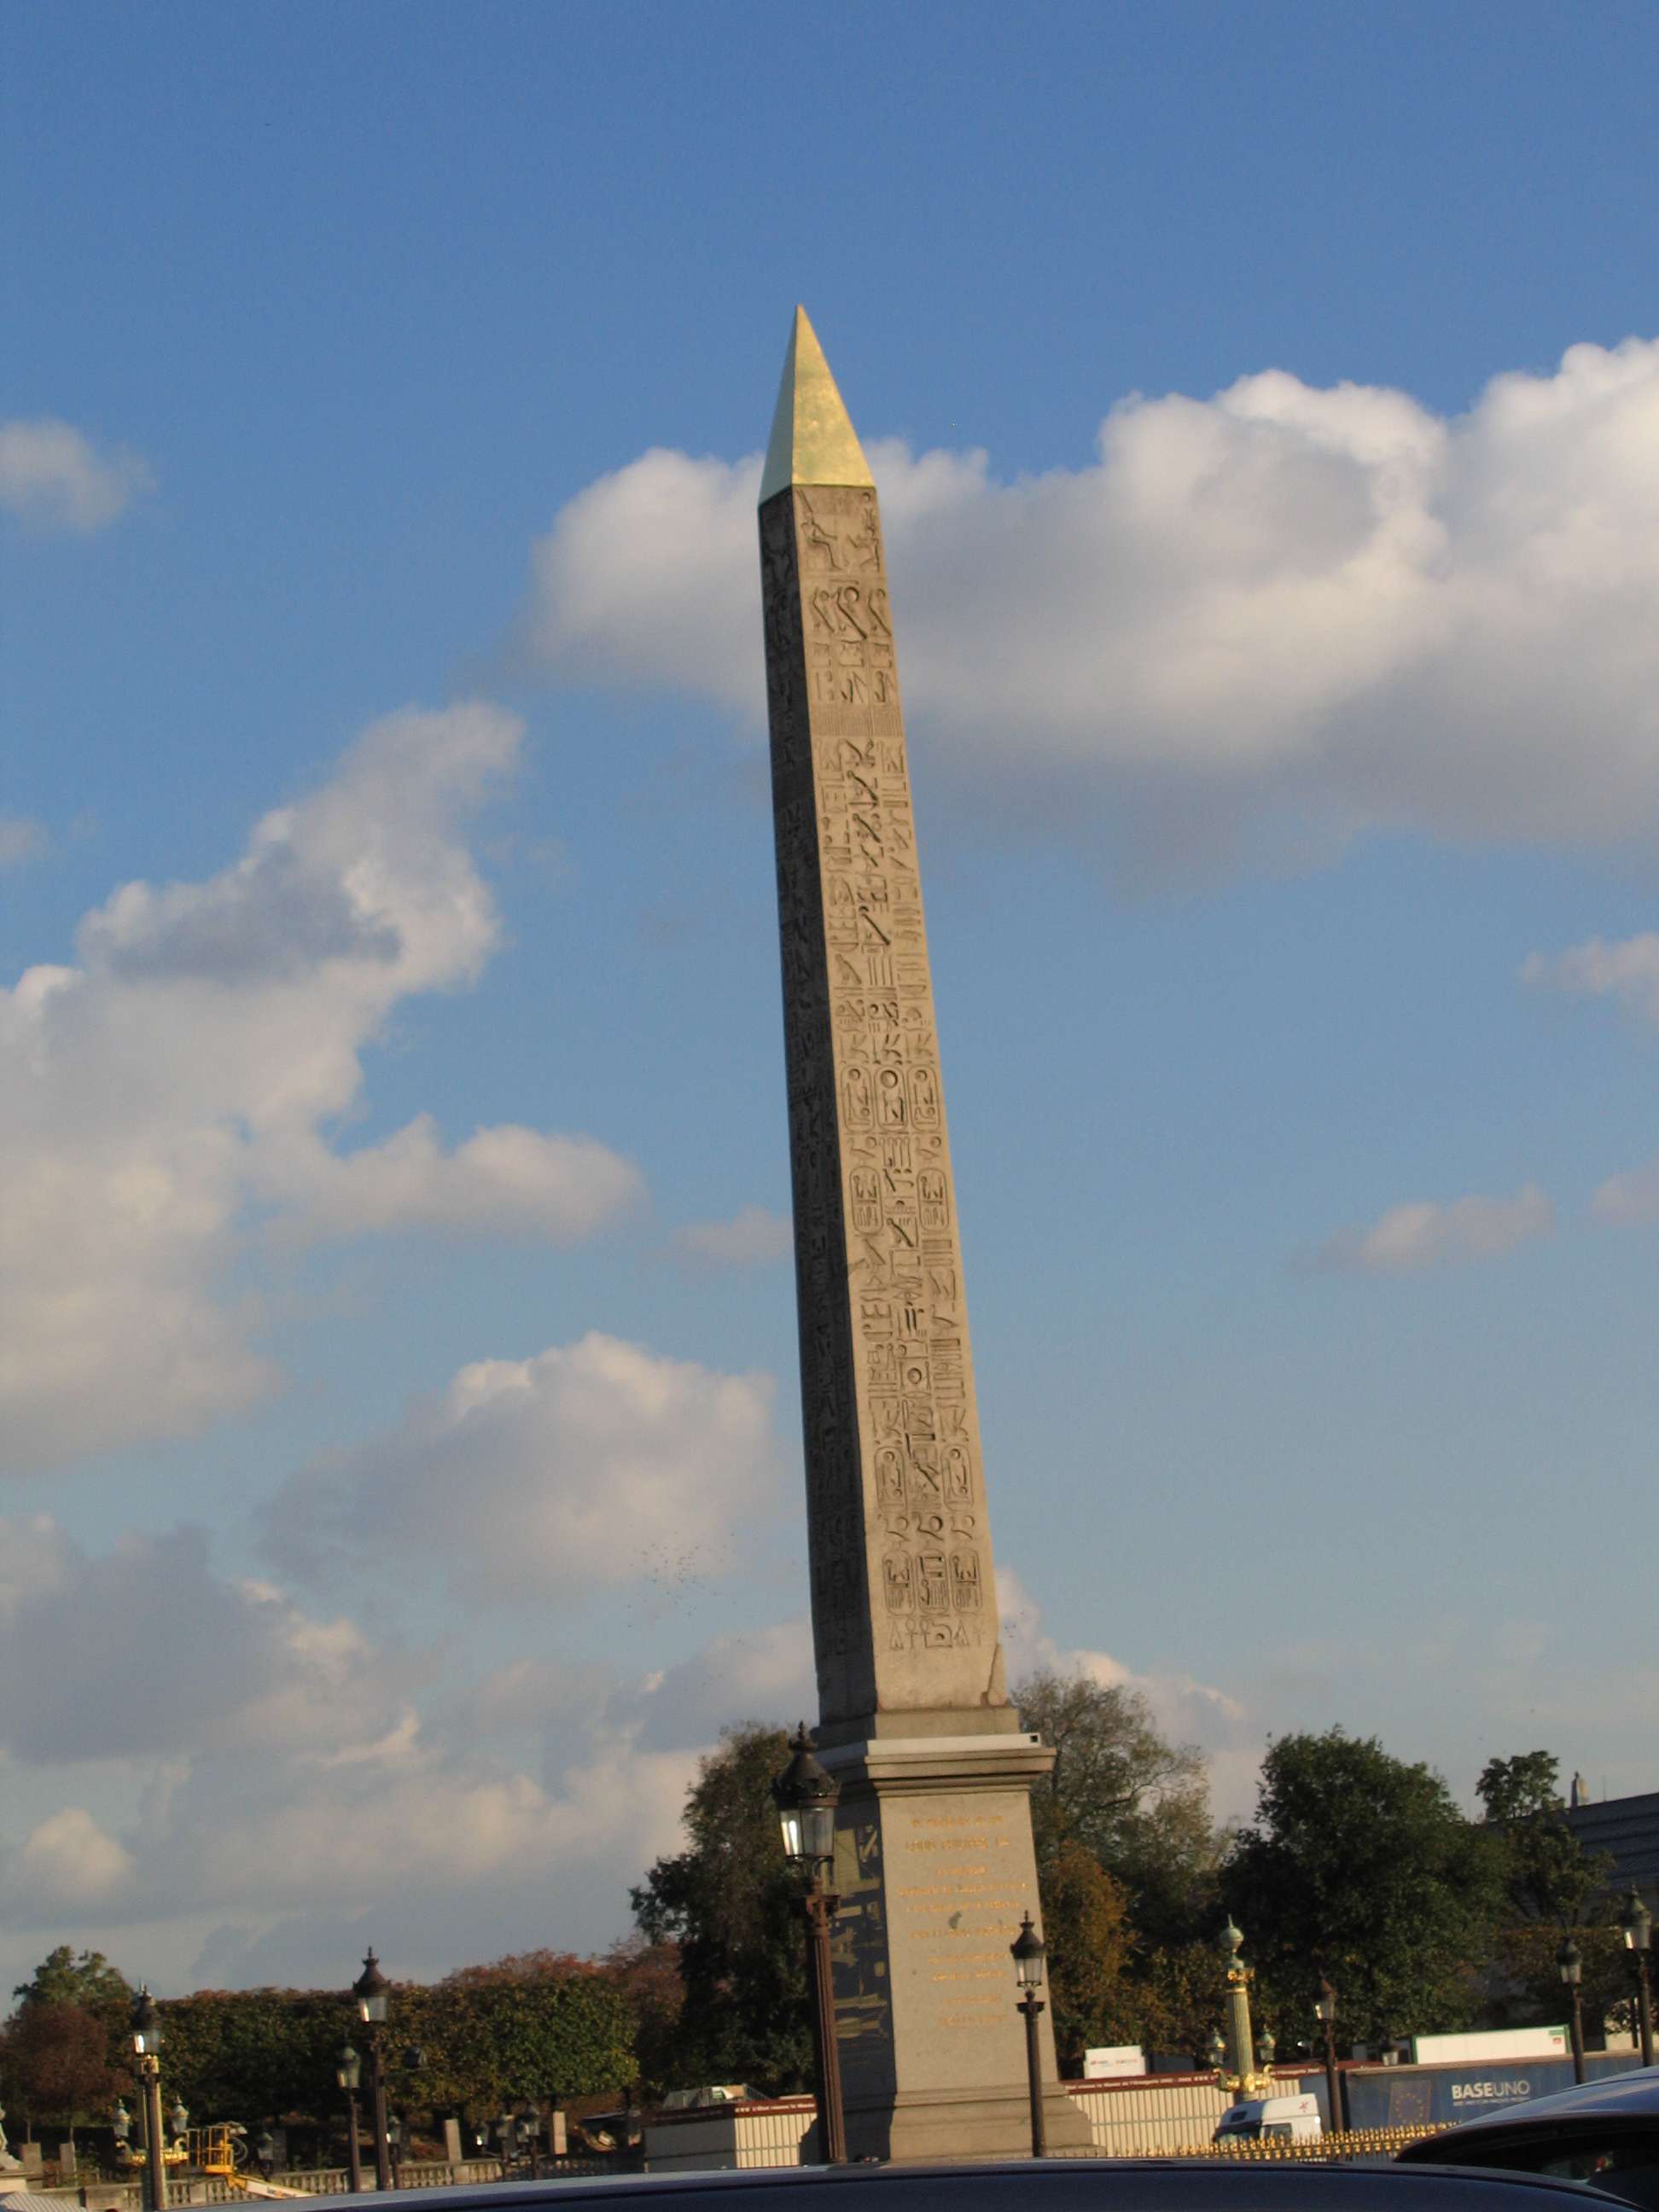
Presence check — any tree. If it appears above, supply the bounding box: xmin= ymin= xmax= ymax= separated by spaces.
xmin=411 ymin=1959 xmax=635 ymax=2116
xmin=0 ymin=2004 xmax=125 ymax=2146
xmin=631 ymin=1723 xmax=811 ymax=2095
xmin=146 ymin=1968 xmax=634 ymax=2129
xmin=1477 ymin=1753 xmax=1608 ymax=1928
xmin=4 ymin=1947 xmax=135 ymax=2136
xmin=1137 ymin=1940 xmax=1232 ymax=2064
xmin=598 ymin=1937 xmax=686 ymax=2098
xmin=1223 ymin=1728 xmax=1505 ymax=2052
xmin=13 ymin=1949 xmax=131 ymax=2013
xmin=1488 ymin=1924 xmax=1635 ymax=2042
xmin=1015 ymin=1670 xmax=1216 ymax=1949
xmin=1040 ymin=1838 xmax=1134 ymax=2072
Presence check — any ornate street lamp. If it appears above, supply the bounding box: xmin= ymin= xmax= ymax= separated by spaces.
xmin=1205 ymin=2027 xmax=1227 ymax=2075
xmin=111 ymin=2100 xmax=132 ymax=2163
xmin=352 ymin=1949 xmax=393 ymax=2192
xmin=167 ymin=2102 xmax=188 ymax=2147
xmin=1217 ymin=1919 xmax=1265 ymax=2097
xmin=773 ymin=1725 xmax=846 ymax=2164
xmin=255 ymin=2130 xmax=276 ymax=2180
xmin=385 ymin=2113 xmax=402 ymax=2186
xmin=1622 ymin=1889 xmax=1654 ymax=2069
xmin=335 ymin=2046 xmax=363 ymax=2194
xmin=1557 ymin=1936 xmax=1586 ymax=2086
xmin=495 ymin=2110 xmax=514 ymax=2181
xmin=1010 ymin=1912 xmax=1049 ymax=2158
xmin=130 ymin=1988 xmax=167 ymax=2212
xmin=1315 ymin=1978 xmax=1344 ymax=2134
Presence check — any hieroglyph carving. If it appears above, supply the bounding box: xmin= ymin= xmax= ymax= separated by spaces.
xmin=762 ymin=481 xmax=1006 ymax=1728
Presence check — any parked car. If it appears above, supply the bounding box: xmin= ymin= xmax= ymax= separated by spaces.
xmin=349 ymin=2154 xmax=1633 ymax=2212
xmin=1398 ymin=2064 xmax=1659 ymax=2209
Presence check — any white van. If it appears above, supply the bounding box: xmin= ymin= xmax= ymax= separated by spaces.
xmin=1214 ymin=2094 xmax=1324 ymax=2143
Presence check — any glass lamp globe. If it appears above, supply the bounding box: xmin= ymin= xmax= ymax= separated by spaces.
xmin=1010 ymin=1912 xmax=1046 ymax=1991
xmin=352 ymin=1948 xmax=390 ymax=2026
xmin=771 ymin=1724 xmax=840 ymax=1868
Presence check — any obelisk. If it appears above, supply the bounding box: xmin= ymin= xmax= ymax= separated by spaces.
xmin=759 ymin=307 xmax=1090 ymax=2161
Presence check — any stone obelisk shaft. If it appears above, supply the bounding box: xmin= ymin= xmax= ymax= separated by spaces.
xmin=760 ymin=311 xmax=1010 ymax=1742
xmin=757 ymin=311 xmax=1089 ymax=2163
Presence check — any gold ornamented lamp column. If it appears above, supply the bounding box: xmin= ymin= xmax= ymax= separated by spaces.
xmin=1216 ymin=1918 xmax=1274 ymax=2101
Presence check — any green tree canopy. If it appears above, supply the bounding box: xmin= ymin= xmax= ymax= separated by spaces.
xmin=149 ymin=1966 xmax=635 ymax=2128
xmin=1223 ymin=1727 xmax=1505 ymax=2052
xmin=1015 ymin=1669 xmax=1216 ymax=1948
xmin=632 ymin=1722 xmax=810 ymax=2095
xmin=12 ymin=1948 xmax=132 ymax=2012
xmin=410 ymin=1960 xmax=635 ymax=2114
xmin=1477 ymin=1752 xmax=1609 ymax=1928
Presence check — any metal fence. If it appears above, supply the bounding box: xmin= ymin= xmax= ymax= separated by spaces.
xmin=41 ymin=2157 xmax=635 ymax=2209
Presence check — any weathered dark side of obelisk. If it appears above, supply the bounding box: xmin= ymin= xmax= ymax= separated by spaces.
xmin=759 ymin=307 xmax=1090 ymax=2161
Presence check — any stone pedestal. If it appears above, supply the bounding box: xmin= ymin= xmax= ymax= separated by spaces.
xmin=820 ymin=1733 xmax=1093 ymax=2161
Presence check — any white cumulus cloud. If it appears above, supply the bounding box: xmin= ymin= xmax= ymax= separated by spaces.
xmin=261 ymin=1330 xmax=783 ymax=1601
xmin=1299 ymin=1183 xmax=1555 ymax=1274
xmin=4 ymin=1808 xmax=135 ymax=1916
xmin=0 ymin=416 xmax=151 ymax=532
xmin=0 ymin=1516 xmax=410 ymax=1766
xmin=0 ymin=1511 xmax=802 ymax=1987
xmin=512 ymin=337 xmax=1659 ymax=870
xmin=1522 ymin=932 xmax=1659 ymax=1027
xmin=663 ymin=1203 xmax=792 ymax=1272
xmin=1588 ymin=1155 xmax=1659 ymax=1228
xmin=0 ymin=704 xmax=642 ymax=1473
xmin=996 ymin=1568 xmax=1258 ymax=1825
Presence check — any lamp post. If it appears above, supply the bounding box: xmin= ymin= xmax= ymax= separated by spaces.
xmin=352 ymin=1949 xmax=392 ymax=2192
xmin=1218 ymin=1920 xmax=1265 ymax=2098
xmin=1557 ymin=1936 xmax=1586 ymax=2086
xmin=772 ymin=1725 xmax=846 ymax=2165
xmin=336 ymin=2046 xmax=363 ymax=2194
xmin=1010 ymin=1913 xmax=1049 ymax=2158
xmin=112 ymin=2101 xmax=132 ymax=2168
xmin=1315 ymin=1979 xmax=1344 ymax=2134
xmin=255 ymin=2131 xmax=276 ymax=2182
xmin=130 ymin=1988 xmax=167 ymax=2212
xmin=1622 ymin=1890 xmax=1654 ymax=2069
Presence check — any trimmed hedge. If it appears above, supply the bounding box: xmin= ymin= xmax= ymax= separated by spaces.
xmin=153 ymin=1971 xmax=634 ymax=2126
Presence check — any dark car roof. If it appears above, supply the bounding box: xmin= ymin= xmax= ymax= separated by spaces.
xmin=1398 ymin=2066 xmax=1659 ymax=2151
xmin=355 ymin=2160 xmax=1614 ymax=2212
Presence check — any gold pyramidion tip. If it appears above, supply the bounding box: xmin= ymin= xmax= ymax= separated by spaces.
xmin=759 ymin=305 xmax=875 ymax=505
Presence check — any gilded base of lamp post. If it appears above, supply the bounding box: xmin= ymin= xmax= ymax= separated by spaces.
xmin=1217 ymin=1919 xmax=1274 ymax=2102
xmin=139 ymin=2058 xmax=166 ymax=2212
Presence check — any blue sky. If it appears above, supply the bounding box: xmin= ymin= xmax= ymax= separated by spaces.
xmin=3 ymin=1 xmax=1657 ymax=1996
